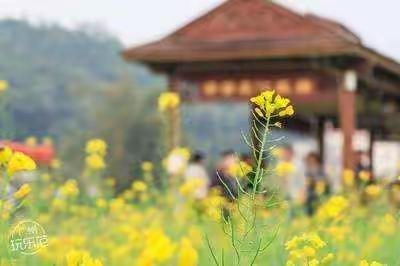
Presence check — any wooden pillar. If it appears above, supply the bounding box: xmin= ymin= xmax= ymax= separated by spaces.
xmin=168 ymin=75 xmax=181 ymax=150
xmin=317 ymin=117 xmax=325 ymax=165
xmin=368 ymin=129 xmax=374 ymax=174
xmin=338 ymin=71 xmax=357 ymax=170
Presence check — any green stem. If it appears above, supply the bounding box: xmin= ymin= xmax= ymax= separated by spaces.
xmin=252 ymin=115 xmax=271 ymax=200
xmin=0 ymin=172 xmax=11 ymax=215
xmin=0 ymin=171 xmax=12 ymax=263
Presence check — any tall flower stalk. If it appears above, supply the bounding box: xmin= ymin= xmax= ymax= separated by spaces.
xmin=158 ymin=91 xmax=181 ymax=151
xmin=0 ymin=147 xmax=36 ymax=262
xmin=0 ymin=80 xmax=15 ymax=140
xmin=207 ymin=89 xmax=294 ymax=265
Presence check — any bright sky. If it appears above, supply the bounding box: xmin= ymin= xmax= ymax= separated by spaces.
xmin=1 ymin=0 xmax=399 ymax=60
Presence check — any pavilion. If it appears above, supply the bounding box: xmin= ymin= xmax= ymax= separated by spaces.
xmin=123 ymin=0 xmax=400 ymax=173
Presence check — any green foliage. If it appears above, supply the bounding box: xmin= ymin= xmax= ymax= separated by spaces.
xmin=0 ymin=19 xmax=165 ymax=181
xmin=0 ymin=19 xmax=160 ymax=139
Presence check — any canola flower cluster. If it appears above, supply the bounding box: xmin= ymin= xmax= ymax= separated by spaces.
xmin=0 ymin=140 xmax=395 ymax=266
xmin=66 ymin=250 xmax=103 ymax=266
xmin=0 ymin=146 xmax=36 ymax=175
xmin=0 ymin=90 xmax=398 ymax=265
xmin=0 ymin=80 xmax=8 ymax=92
xmin=316 ymin=196 xmax=349 ymax=221
xmin=85 ymin=139 xmax=107 ymax=170
xmin=250 ymin=90 xmax=294 ymax=118
xmin=285 ymin=233 xmax=333 ymax=266
xmin=158 ymin=91 xmax=180 ymax=111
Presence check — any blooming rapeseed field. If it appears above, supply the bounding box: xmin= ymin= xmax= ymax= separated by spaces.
xmin=0 ymin=89 xmax=398 ymax=266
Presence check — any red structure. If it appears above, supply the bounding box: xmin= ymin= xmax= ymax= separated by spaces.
xmin=123 ymin=0 xmax=400 ymax=172
xmin=0 ymin=141 xmax=55 ymax=165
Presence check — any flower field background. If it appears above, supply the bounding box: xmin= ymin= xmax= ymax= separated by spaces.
xmin=0 ymin=89 xmax=398 ymax=266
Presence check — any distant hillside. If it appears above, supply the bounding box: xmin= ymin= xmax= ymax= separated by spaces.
xmin=0 ymin=19 xmax=160 ymax=139
xmin=0 ymin=19 xmax=257 ymax=166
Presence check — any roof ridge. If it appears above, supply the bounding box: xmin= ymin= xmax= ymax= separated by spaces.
xmin=305 ymin=14 xmax=361 ymax=44
xmin=170 ymin=0 xmax=311 ymax=38
xmin=170 ymin=0 xmax=236 ymax=38
xmin=166 ymin=0 xmax=357 ymax=44
xmin=169 ymin=0 xmax=314 ymax=38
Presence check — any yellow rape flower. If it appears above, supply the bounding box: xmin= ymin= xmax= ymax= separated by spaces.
xmin=188 ymin=226 xmax=202 ymax=247
xmin=158 ymin=91 xmax=180 ymax=111
xmin=286 ymin=233 xmax=327 ymax=265
xmin=0 ymin=80 xmax=8 ymax=92
xmin=7 ymin=151 xmax=37 ymax=175
xmin=321 ymin=253 xmax=334 ymax=264
xmin=316 ymin=181 xmax=327 ymax=195
xmin=302 ymin=246 xmax=316 ymax=258
xmin=13 ymin=184 xmax=31 ymax=199
xmin=317 ymin=196 xmax=349 ymax=221
xmin=0 ymin=146 xmax=13 ymax=166
xmin=255 ymin=107 xmax=264 ymax=117
xmin=140 ymin=227 xmax=175 ymax=263
xmin=110 ymin=198 xmax=126 ymax=213
xmin=96 ymin=198 xmax=107 ymax=209
xmin=42 ymin=137 xmax=53 ymax=147
xmin=0 ymin=201 xmax=11 ymax=220
xmin=51 ymin=158 xmax=61 ymax=169
xmin=276 ymin=161 xmax=295 ymax=176
xmin=309 ymin=259 xmax=320 ymax=266
xmin=286 ymin=261 xmax=295 ymax=266
xmin=325 ymin=226 xmax=350 ymax=242
xmin=60 ymin=179 xmax=79 ymax=198
xmin=86 ymin=154 xmax=106 ymax=170
xmin=285 ymin=236 xmax=301 ymax=250
xmin=343 ymin=169 xmax=355 ymax=187
xmin=179 ymin=179 xmax=204 ymax=197
xmin=286 ymin=233 xmax=326 ymax=251
xmin=86 ymin=138 xmax=107 ymax=156
xmin=105 ymin=177 xmax=116 ymax=187
xmin=365 ymin=185 xmax=381 ymax=198
xmin=122 ymin=189 xmax=134 ymax=200
xmin=250 ymin=90 xmax=294 ymax=118
xmin=66 ymin=250 xmax=103 ymax=266
xmin=41 ymin=173 xmax=51 ymax=182
xmin=271 ymin=147 xmax=283 ymax=157
xmin=132 ymin=181 xmax=148 ymax=192
xmin=251 ymin=90 xmax=274 ymax=107
xmin=25 ymin=136 xmax=37 ymax=147
xmin=359 ymin=171 xmax=371 ymax=182
xmin=279 ymin=105 xmax=294 ymax=117
xmin=228 ymin=160 xmax=252 ymax=178
xmin=359 ymin=260 xmax=384 ymax=266
xmin=51 ymin=198 xmax=66 ymax=211
xmin=178 ymin=237 xmax=198 ymax=266
xmin=141 ymin=161 xmax=153 ymax=172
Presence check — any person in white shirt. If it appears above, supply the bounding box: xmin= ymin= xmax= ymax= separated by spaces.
xmin=184 ymin=151 xmax=210 ymax=199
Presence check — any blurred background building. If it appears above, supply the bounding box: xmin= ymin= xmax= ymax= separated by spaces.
xmin=124 ymin=0 xmax=400 ymax=187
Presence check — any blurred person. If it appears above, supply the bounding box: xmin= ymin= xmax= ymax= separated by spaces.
xmin=183 ymin=151 xmax=210 ymax=199
xmin=210 ymin=150 xmax=238 ymax=201
xmin=304 ymin=152 xmax=330 ymax=216
xmin=241 ymin=153 xmax=253 ymax=166
xmin=274 ymin=144 xmax=304 ymax=202
xmin=355 ymin=151 xmax=373 ymax=186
